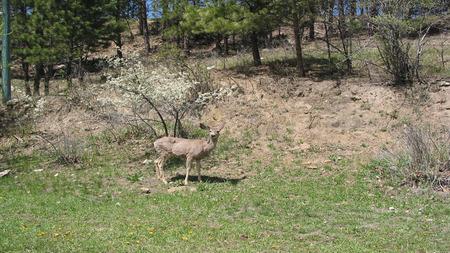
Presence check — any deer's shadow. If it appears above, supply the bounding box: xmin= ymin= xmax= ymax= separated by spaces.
xmin=169 ymin=174 xmax=245 ymax=185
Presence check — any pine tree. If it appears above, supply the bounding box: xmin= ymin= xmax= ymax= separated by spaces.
xmin=11 ymin=0 xmax=33 ymax=95
xmin=105 ymin=0 xmax=129 ymax=58
xmin=13 ymin=0 xmax=68 ymax=95
xmin=61 ymin=0 xmax=112 ymax=84
xmin=182 ymin=0 xmax=244 ymax=55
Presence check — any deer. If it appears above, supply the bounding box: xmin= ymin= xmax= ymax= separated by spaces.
xmin=153 ymin=123 xmax=225 ymax=185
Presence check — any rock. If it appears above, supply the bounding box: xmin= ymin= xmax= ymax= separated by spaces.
xmin=0 ymin=170 xmax=11 ymax=178
xmin=168 ymin=186 xmax=197 ymax=193
xmin=299 ymin=143 xmax=311 ymax=151
xmin=331 ymin=121 xmax=340 ymax=128
xmin=288 ymin=143 xmax=311 ymax=153
xmin=142 ymin=159 xmax=152 ymax=165
xmin=140 ymin=188 xmax=151 ymax=194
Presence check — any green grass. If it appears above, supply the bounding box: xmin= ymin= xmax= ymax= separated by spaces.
xmin=1 ymin=135 xmax=449 ymax=252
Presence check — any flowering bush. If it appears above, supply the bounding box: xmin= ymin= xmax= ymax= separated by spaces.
xmin=101 ymin=54 xmax=202 ymax=137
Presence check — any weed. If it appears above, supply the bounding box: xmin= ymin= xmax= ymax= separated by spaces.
xmin=379 ymin=124 xmax=450 ymax=190
xmin=328 ymin=155 xmax=341 ymax=163
xmin=126 ymin=171 xmax=144 ymax=183
xmin=308 ymin=146 xmax=321 ymax=153
xmin=360 ymin=103 xmax=372 ymax=110
xmin=323 ymin=164 xmax=333 ymax=170
xmin=44 ymin=132 xmax=86 ymax=165
xmin=283 ymin=135 xmax=293 ymax=143
xmin=268 ymin=143 xmax=277 ymax=151
xmin=267 ymin=134 xmax=279 ymax=142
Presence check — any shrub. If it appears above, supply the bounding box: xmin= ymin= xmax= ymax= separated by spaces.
xmin=366 ymin=0 xmax=444 ymax=85
xmin=101 ymin=53 xmax=202 ymax=137
xmin=99 ymin=44 xmax=233 ymax=138
xmin=380 ymin=124 xmax=449 ymax=190
xmin=48 ymin=132 xmax=86 ymax=165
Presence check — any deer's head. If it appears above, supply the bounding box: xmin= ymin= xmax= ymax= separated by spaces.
xmin=200 ymin=123 xmax=225 ymax=141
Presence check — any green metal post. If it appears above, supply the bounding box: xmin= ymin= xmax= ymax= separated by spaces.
xmin=2 ymin=0 xmax=12 ymax=104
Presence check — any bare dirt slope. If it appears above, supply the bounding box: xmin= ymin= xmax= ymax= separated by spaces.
xmin=199 ymin=71 xmax=449 ymax=177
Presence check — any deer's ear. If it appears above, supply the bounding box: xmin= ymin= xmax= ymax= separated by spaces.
xmin=218 ymin=123 xmax=225 ymax=131
xmin=200 ymin=123 xmax=210 ymax=130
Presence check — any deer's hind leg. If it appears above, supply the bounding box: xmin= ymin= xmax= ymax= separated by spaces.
xmin=185 ymin=156 xmax=194 ymax=185
xmin=155 ymin=154 xmax=169 ymax=185
xmin=195 ymin=159 xmax=203 ymax=183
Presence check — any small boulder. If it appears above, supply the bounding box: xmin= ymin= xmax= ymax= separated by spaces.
xmin=0 ymin=170 xmax=11 ymax=178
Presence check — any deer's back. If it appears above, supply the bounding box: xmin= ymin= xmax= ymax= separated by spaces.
xmin=154 ymin=137 xmax=206 ymax=158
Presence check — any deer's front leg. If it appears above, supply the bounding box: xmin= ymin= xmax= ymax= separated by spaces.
xmin=156 ymin=156 xmax=168 ymax=185
xmin=185 ymin=157 xmax=193 ymax=185
xmin=195 ymin=159 xmax=203 ymax=183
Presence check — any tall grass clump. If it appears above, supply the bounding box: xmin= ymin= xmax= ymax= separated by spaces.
xmin=44 ymin=132 xmax=86 ymax=165
xmin=381 ymin=124 xmax=449 ymax=190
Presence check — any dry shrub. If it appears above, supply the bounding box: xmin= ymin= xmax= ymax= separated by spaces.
xmin=382 ymin=124 xmax=450 ymax=190
xmin=48 ymin=132 xmax=86 ymax=165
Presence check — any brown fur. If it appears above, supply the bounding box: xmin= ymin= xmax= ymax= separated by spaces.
xmin=153 ymin=123 xmax=225 ymax=185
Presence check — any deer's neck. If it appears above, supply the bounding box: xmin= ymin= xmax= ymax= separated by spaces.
xmin=204 ymin=138 xmax=218 ymax=153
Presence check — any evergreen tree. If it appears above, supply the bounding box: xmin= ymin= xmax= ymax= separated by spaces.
xmin=12 ymin=0 xmax=68 ymax=95
xmin=11 ymin=0 xmax=33 ymax=95
xmin=181 ymin=0 xmax=283 ymax=65
xmin=12 ymin=0 xmax=114 ymax=92
xmin=152 ymin=0 xmax=191 ymax=40
xmin=182 ymin=0 xmax=243 ymax=55
xmin=61 ymin=0 xmax=112 ymax=84
xmin=105 ymin=0 xmax=129 ymax=58
xmin=239 ymin=0 xmax=282 ymax=66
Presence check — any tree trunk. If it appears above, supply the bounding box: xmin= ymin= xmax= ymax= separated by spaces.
xmin=232 ymin=33 xmax=236 ymax=51
xmin=349 ymin=0 xmax=357 ymax=17
xmin=291 ymin=0 xmax=305 ymax=76
xmin=66 ymin=40 xmax=74 ymax=88
xmin=183 ymin=34 xmax=190 ymax=56
xmin=116 ymin=32 xmax=123 ymax=58
xmin=308 ymin=3 xmax=316 ymax=40
xmin=308 ymin=18 xmax=315 ymax=40
xmin=22 ymin=61 xmax=31 ymax=96
xmin=323 ymin=0 xmax=333 ymax=72
xmin=224 ymin=35 xmax=229 ymax=55
xmin=216 ymin=34 xmax=223 ymax=56
xmin=250 ymin=31 xmax=262 ymax=66
xmin=337 ymin=0 xmax=352 ymax=72
xmin=33 ymin=64 xmax=44 ymax=96
xmin=138 ymin=0 xmax=151 ymax=53
xmin=125 ymin=18 xmax=135 ymax=41
xmin=44 ymin=65 xmax=52 ymax=95
xmin=66 ymin=59 xmax=73 ymax=88
xmin=78 ymin=56 xmax=85 ymax=84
